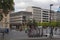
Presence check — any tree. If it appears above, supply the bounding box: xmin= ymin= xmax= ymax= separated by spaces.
xmin=50 ymin=21 xmax=57 ymax=28
xmin=37 ymin=21 xmax=57 ymax=36
xmin=22 ymin=16 xmax=26 ymax=30
xmin=32 ymin=20 xmax=38 ymax=28
xmin=41 ymin=22 xmax=49 ymax=28
xmin=49 ymin=21 xmax=57 ymax=38
xmin=0 ymin=0 xmax=14 ymax=16
xmin=39 ymin=22 xmax=49 ymax=36
xmin=0 ymin=0 xmax=14 ymax=28
xmin=27 ymin=19 xmax=38 ymax=29
xmin=56 ymin=21 xmax=60 ymax=27
xmin=37 ymin=22 xmax=49 ymax=28
xmin=27 ymin=20 xmax=32 ymax=27
xmin=0 ymin=13 xmax=3 ymax=21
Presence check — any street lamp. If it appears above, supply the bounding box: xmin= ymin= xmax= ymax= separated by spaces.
xmin=49 ymin=4 xmax=53 ymax=38
xmin=50 ymin=4 xmax=53 ymax=22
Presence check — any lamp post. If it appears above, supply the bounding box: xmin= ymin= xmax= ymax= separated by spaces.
xmin=49 ymin=4 xmax=53 ymax=39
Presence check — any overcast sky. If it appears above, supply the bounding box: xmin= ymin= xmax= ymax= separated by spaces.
xmin=14 ymin=0 xmax=60 ymax=12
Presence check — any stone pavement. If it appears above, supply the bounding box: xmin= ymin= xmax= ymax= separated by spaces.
xmin=0 ymin=30 xmax=60 ymax=40
xmin=4 ymin=30 xmax=28 ymax=40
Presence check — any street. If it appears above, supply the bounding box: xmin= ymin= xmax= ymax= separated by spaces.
xmin=3 ymin=30 xmax=28 ymax=40
xmin=0 ymin=29 xmax=60 ymax=40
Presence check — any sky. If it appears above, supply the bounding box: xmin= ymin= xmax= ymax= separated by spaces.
xmin=14 ymin=0 xmax=60 ymax=12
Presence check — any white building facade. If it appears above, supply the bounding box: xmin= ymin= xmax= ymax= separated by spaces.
xmin=26 ymin=6 xmax=57 ymax=22
xmin=10 ymin=11 xmax=32 ymax=29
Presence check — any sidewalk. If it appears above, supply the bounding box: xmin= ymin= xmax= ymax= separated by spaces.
xmin=7 ymin=37 xmax=60 ymax=40
xmin=11 ymin=37 xmax=48 ymax=40
xmin=0 ymin=30 xmax=60 ymax=40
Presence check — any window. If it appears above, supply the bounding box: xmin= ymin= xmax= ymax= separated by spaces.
xmin=43 ymin=13 xmax=48 ymax=15
xmin=43 ymin=20 xmax=48 ymax=22
xmin=43 ymin=11 xmax=48 ymax=13
xmin=22 ymin=16 xmax=26 ymax=22
xmin=43 ymin=16 xmax=48 ymax=17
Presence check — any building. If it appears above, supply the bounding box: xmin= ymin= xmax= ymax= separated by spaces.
xmin=51 ymin=11 xmax=57 ymax=22
xmin=10 ymin=11 xmax=32 ymax=29
xmin=41 ymin=9 xmax=50 ymax=22
xmin=10 ymin=6 xmax=57 ymax=29
xmin=56 ymin=7 xmax=60 ymax=21
xmin=26 ymin=6 xmax=57 ymax=22
xmin=26 ymin=6 xmax=42 ymax=22
xmin=56 ymin=11 xmax=60 ymax=21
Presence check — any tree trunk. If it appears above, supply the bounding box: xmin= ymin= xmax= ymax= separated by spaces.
xmin=41 ymin=27 xmax=43 ymax=37
xmin=50 ymin=27 xmax=53 ymax=38
xmin=55 ymin=28 xmax=57 ymax=35
xmin=2 ymin=13 xmax=10 ymax=28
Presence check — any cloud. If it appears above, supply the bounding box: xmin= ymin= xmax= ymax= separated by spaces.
xmin=14 ymin=0 xmax=60 ymax=12
xmin=51 ymin=0 xmax=58 ymax=3
xmin=16 ymin=2 xmax=26 ymax=8
xmin=33 ymin=0 xmax=50 ymax=3
xmin=14 ymin=7 xmax=26 ymax=12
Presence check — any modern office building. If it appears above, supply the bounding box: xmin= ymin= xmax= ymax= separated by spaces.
xmin=10 ymin=11 xmax=32 ymax=29
xmin=26 ymin=6 xmax=57 ymax=22
xmin=10 ymin=6 xmax=57 ymax=29
xmin=26 ymin=6 xmax=42 ymax=22
xmin=56 ymin=11 xmax=60 ymax=21
xmin=56 ymin=7 xmax=60 ymax=21
xmin=51 ymin=11 xmax=57 ymax=21
xmin=41 ymin=9 xmax=50 ymax=22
